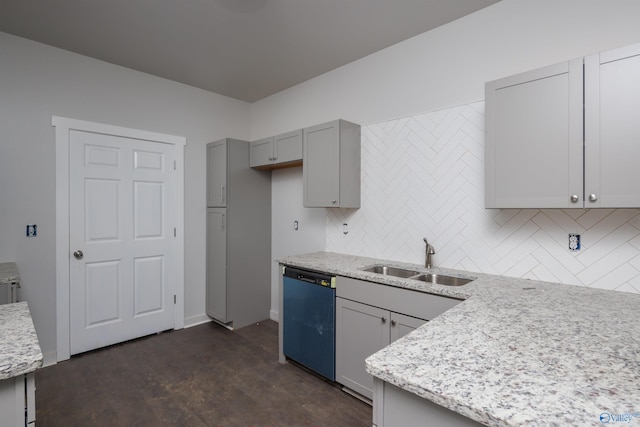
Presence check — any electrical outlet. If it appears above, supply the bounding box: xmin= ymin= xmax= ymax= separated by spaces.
xmin=569 ymin=233 xmax=581 ymax=251
xmin=343 ymin=223 xmax=349 ymax=235
xmin=26 ymin=224 xmax=37 ymax=237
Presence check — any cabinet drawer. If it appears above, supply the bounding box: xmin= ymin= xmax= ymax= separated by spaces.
xmin=336 ymin=276 xmax=461 ymax=321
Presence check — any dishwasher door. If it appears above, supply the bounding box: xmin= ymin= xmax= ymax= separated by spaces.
xmin=283 ymin=268 xmax=336 ymax=381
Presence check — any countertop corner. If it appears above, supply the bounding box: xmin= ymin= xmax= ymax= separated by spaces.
xmin=0 ymin=301 xmax=44 ymax=380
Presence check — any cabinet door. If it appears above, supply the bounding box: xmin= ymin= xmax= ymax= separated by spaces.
xmin=0 ymin=375 xmax=25 ymax=427
xmin=585 ymin=43 xmax=640 ymax=207
xmin=336 ymin=297 xmax=388 ymax=400
xmin=206 ymin=208 xmax=228 ymax=323
xmin=304 ymin=121 xmax=340 ymax=207
xmin=273 ymin=129 xmax=303 ymax=165
xmin=389 ymin=312 xmax=427 ymax=343
xmin=249 ymin=137 xmax=274 ymax=168
xmin=207 ymin=140 xmax=227 ymax=207
xmin=485 ymin=60 xmax=583 ymax=208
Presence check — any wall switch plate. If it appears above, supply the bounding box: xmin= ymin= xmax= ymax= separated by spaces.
xmin=26 ymin=224 xmax=37 ymax=237
xmin=569 ymin=233 xmax=580 ymax=251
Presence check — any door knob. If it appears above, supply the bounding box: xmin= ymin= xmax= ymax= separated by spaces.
xmin=73 ymin=250 xmax=84 ymax=260
xmin=589 ymin=194 xmax=598 ymax=202
xmin=570 ymin=194 xmax=579 ymax=203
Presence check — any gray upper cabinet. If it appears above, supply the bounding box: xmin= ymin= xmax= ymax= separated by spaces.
xmin=485 ymin=41 xmax=640 ymax=209
xmin=249 ymin=137 xmax=274 ymax=168
xmin=485 ymin=60 xmax=583 ymax=208
xmin=250 ymin=129 xmax=303 ymax=169
xmin=207 ymin=139 xmax=228 ymax=207
xmin=303 ymin=119 xmax=361 ymax=208
xmin=584 ymin=43 xmax=640 ymax=208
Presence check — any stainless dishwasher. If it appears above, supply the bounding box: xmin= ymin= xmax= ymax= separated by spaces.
xmin=282 ymin=267 xmax=336 ymax=381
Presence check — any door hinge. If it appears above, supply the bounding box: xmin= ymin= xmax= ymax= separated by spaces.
xmin=174 ymin=295 xmax=176 ymax=304
xmin=173 ymin=160 xmax=176 ymax=170
xmin=174 ymin=228 xmax=176 ymax=237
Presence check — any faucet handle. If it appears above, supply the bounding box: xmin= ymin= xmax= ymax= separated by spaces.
xmin=423 ymin=237 xmax=435 ymax=253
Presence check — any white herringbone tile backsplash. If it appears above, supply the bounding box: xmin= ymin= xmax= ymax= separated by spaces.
xmin=326 ymin=102 xmax=640 ymax=294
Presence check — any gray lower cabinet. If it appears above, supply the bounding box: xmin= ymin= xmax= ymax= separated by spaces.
xmin=206 ymin=208 xmax=227 ymax=322
xmin=206 ymin=138 xmax=271 ymax=329
xmin=250 ymin=129 xmax=303 ymax=169
xmin=0 ymin=372 xmax=36 ymax=426
xmin=336 ymin=297 xmax=426 ymax=400
xmin=335 ymin=276 xmax=461 ymax=401
xmin=372 ymin=379 xmax=483 ymax=427
xmin=303 ymin=119 xmax=360 ymax=208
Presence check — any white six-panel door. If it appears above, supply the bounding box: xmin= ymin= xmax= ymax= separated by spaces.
xmin=68 ymin=130 xmax=177 ymax=355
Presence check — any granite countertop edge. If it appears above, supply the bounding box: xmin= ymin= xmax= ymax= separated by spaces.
xmin=0 ymin=302 xmax=44 ymax=381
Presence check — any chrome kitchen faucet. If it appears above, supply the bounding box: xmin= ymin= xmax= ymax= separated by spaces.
xmin=423 ymin=237 xmax=435 ymax=269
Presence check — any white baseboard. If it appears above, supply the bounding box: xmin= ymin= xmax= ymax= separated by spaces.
xmin=270 ymin=309 xmax=279 ymax=322
xmin=42 ymin=350 xmax=58 ymax=367
xmin=44 ymin=316 xmax=211 ymax=367
xmin=184 ymin=313 xmax=211 ymax=328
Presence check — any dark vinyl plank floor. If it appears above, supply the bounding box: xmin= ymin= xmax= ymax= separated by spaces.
xmin=36 ymin=320 xmax=372 ymax=427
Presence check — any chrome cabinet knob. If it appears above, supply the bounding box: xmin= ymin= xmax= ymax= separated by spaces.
xmin=73 ymin=250 xmax=84 ymax=260
xmin=570 ymin=194 xmax=579 ymax=203
xmin=589 ymin=194 xmax=598 ymax=202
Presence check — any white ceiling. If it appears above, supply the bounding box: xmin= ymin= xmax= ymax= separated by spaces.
xmin=0 ymin=0 xmax=500 ymax=102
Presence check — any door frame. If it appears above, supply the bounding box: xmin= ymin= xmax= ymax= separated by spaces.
xmin=52 ymin=116 xmax=186 ymax=362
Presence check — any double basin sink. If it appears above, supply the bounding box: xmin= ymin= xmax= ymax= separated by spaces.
xmin=361 ymin=265 xmax=474 ymax=286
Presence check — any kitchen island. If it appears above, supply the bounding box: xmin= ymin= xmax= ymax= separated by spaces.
xmin=278 ymin=252 xmax=640 ymax=427
xmin=0 ymin=301 xmax=43 ymax=426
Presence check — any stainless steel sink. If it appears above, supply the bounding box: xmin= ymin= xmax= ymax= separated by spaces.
xmin=360 ymin=264 xmax=475 ymax=286
xmin=360 ymin=265 xmax=420 ymax=278
xmin=413 ymin=273 xmax=473 ymax=286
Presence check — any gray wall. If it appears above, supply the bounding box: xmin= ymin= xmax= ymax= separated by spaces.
xmin=0 ymin=32 xmax=251 ymax=363
xmin=251 ymin=0 xmax=640 ymax=136
xmin=250 ymin=0 xmax=640 ymax=318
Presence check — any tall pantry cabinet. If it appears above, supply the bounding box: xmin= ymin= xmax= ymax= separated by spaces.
xmin=206 ymin=138 xmax=271 ymax=329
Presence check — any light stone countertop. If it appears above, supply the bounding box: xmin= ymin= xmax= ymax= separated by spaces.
xmin=277 ymin=252 xmax=640 ymax=427
xmin=0 ymin=302 xmax=43 ymax=380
